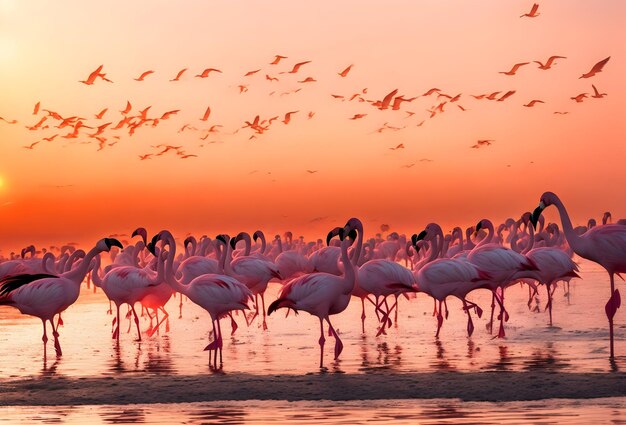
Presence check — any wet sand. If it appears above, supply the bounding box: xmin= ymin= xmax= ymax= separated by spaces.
xmin=2 ymin=372 xmax=626 ymax=406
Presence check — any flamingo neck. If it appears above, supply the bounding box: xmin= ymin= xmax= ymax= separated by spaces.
xmin=474 ymin=221 xmax=494 ymax=249
xmin=340 ymin=239 xmax=356 ymax=294
xmin=61 ymin=245 xmax=101 ymax=284
xmin=551 ymin=197 xmax=583 ymax=254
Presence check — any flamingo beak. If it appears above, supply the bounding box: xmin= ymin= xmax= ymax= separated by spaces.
xmin=530 ymin=202 xmax=545 ymax=230
xmin=104 ymin=238 xmax=123 ymax=251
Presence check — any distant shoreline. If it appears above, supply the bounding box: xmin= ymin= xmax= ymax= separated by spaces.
xmin=2 ymin=372 xmax=626 ymax=406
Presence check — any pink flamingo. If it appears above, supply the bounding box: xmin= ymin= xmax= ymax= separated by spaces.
xmin=0 ymin=238 xmax=122 ymax=356
xmin=346 ymin=218 xmax=417 ymax=336
xmin=513 ymin=212 xmax=580 ymax=325
xmin=531 ymin=191 xmax=626 ymax=358
xmin=91 ymin=240 xmax=166 ymax=342
xmin=268 ymin=227 xmax=356 ymax=368
xmin=226 ymin=232 xmax=281 ymax=330
xmin=414 ymin=224 xmax=487 ymax=337
xmin=156 ymin=231 xmax=252 ymax=368
xmin=466 ymin=219 xmax=541 ymax=338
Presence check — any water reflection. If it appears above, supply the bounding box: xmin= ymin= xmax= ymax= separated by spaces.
xmin=358 ymin=336 xmax=403 ymax=372
xmin=430 ymin=338 xmax=455 ymax=371
xmin=100 ymin=407 xmax=146 ymax=424
xmin=523 ymin=342 xmax=571 ymax=371
xmin=187 ymin=407 xmax=247 ymax=424
xmin=5 ymin=399 xmax=626 ymax=424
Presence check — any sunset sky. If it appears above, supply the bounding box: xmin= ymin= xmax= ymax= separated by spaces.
xmin=0 ymin=0 xmax=625 ymax=252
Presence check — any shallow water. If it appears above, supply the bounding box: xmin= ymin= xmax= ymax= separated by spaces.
xmin=0 ymin=259 xmax=624 ymax=378
xmin=2 ymin=398 xmax=626 ymax=424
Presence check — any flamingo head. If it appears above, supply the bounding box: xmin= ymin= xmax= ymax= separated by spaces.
xmin=184 ymin=236 xmax=196 ymax=249
xmin=100 ymin=238 xmax=123 ymax=252
xmin=131 ymin=227 xmax=148 ymax=244
xmin=326 ymin=227 xmax=343 ymax=246
xmin=253 ymin=230 xmax=264 ymax=242
xmin=215 ymin=234 xmax=230 ymax=247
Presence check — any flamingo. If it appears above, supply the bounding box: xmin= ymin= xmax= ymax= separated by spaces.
xmin=345 ymin=218 xmax=417 ymax=335
xmin=0 ymin=238 xmax=122 ymax=356
xmin=226 ymin=232 xmax=281 ymax=330
xmin=414 ymin=224 xmax=488 ymax=337
xmin=466 ymin=219 xmax=542 ymax=338
xmin=268 ymin=227 xmax=356 ymax=368
xmin=531 ymin=191 xmax=626 ymax=358
xmin=91 ymin=239 xmax=166 ymax=342
xmin=155 ymin=231 xmax=252 ymax=368
xmin=513 ymin=212 xmax=580 ymax=325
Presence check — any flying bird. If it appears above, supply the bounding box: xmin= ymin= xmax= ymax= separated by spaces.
xmin=139 ymin=154 xmax=152 ymax=161
xmin=591 ymin=84 xmax=607 ymax=98
xmin=79 ymin=65 xmax=111 ymax=85
xmin=307 ymin=111 xmax=315 ymax=119
xmin=160 ymin=110 xmax=180 ymax=120
xmin=349 ymin=114 xmax=367 ymax=120
xmin=580 ymin=56 xmax=610 ymax=79
xmin=497 ymin=90 xmax=516 ymax=101
xmin=298 ymin=77 xmax=316 ymax=83
xmin=485 ymin=91 xmax=502 ymax=100
xmin=422 ymin=88 xmax=440 ymax=96
xmin=306 ymin=170 xmax=318 ymax=174
xmin=402 ymin=163 xmax=415 ymax=168
xmin=389 ymin=144 xmax=405 ymax=150
xmin=524 ymin=100 xmax=545 ymax=107
xmin=244 ymin=69 xmax=261 ymax=76
xmin=378 ymin=89 xmax=399 ymax=110
xmin=170 ymin=68 xmax=188 ymax=81
xmin=499 ymin=62 xmax=530 ymax=75
xmin=134 ymin=70 xmax=155 ymax=81
xmin=269 ymin=55 xmax=288 ymax=65
xmin=265 ymin=74 xmax=279 ymax=82
xmin=23 ymin=141 xmax=40 ymax=150
xmin=179 ymin=154 xmax=198 ymax=159
xmin=120 ymin=101 xmax=132 ymax=115
xmin=282 ymin=111 xmax=299 ymax=124
xmin=238 ymin=85 xmax=249 ymax=94
xmin=284 ymin=61 xmax=311 ymax=74
xmin=43 ymin=134 xmax=58 ymax=142
xmin=553 ymin=111 xmax=569 ymax=115
xmin=534 ymin=56 xmax=566 ymax=70
xmin=571 ymin=93 xmax=588 ymax=103
xmin=33 ymin=102 xmax=40 ymax=115
xmin=195 ymin=68 xmax=222 ymax=78
xmin=471 ymin=139 xmax=493 ymax=149
xmin=520 ymin=3 xmax=540 ymax=18
xmin=95 ymin=108 xmax=108 ymax=119
xmin=338 ymin=64 xmax=353 ymax=77
xmin=200 ymin=106 xmax=211 ymax=121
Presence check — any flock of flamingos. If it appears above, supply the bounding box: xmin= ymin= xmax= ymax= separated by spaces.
xmin=1 ymin=191 xmax=625 ymax=368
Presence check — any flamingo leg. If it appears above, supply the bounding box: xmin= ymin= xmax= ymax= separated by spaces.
xmin=545 ymin=282 xmax=553 ymax=326
xmin=113 ymin=304 xmax=120 ymax=342
xmin=260 ymin=293 xmax=268 ymax=331
xmin=216 ymin=318 xmax=224 ymax=367
xmin=318 ymin=317 xmax=326 ymax=368
xmin=606 ymin=273 xmax=621 ymax=359
xmin=51 ymin=317 xmax=62 ymax=356
xmin=161 ymin=307 xmax=170 ymax=332
xmin=145 ymin=308 xmax=155 ymax=336
xmin=107 ymin=300 xmax=112 ymax=315
xmin=178 ymin=293 xmax=183 ymax=319
xmin=435 ymin=300 xmax=444 ymax=337
xmin=360 ymin=297 xmax=366 ymax=334
xmin=41 ymin=319 xmax=48 ymax=356
xmin=463 ymin=300 xmax=474 ymax=337
xmin=394 ymin=295 xmax=399 ymax=327
xmin=130 ymin=304 xmax=142 ymax=342
xmin=487 ymin=291 xmax=496 ymax=333
xmin=56 ymin=313 xmax=64 ymax=328
xmin=204 ymin=319 xmax=219 ymax=367
xmin=326 ymin=317 xmax=343 ymax=360
xmin=228 ymin=312 xmax=238 ymax=335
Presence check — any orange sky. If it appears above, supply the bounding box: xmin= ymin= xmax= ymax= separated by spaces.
xmin=0 ymin=0 xmax=625 ymax=252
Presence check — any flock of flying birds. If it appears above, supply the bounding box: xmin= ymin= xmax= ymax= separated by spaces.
xmin=0 ymin=2 xmax=613 ymax=163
